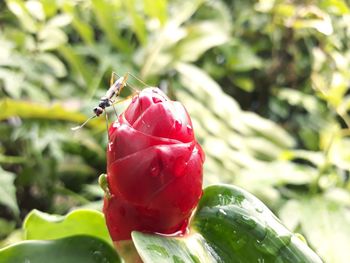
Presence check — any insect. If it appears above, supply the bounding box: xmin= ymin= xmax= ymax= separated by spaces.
xmin=71 ymin=72 xmax=149 ymax=135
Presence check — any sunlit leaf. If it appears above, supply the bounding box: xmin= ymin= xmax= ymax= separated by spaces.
xmin=0 ymin=167 xmax=19 ymax=216
xmin=124 ymin=0 xmax=147 ymax=44
xmin=0 ymin=99 xmax=103 ymax=130
xmin=6 ymin=0 xmax=38 ymax=33
xmin=143 ymin=0 xmax=168 ymax=25
xmin=24 ymin=209 xmax=112 ymax=246
xmin=174 ymin=21 xmax=230 ymax=62
xmin=133 ymin=232 xmax=216 ymax=262
xmin=329 ymin=137 xmax=350 ymax=171
xmin=38 ymin=26 xmax=68 ymax=51
xmin=47 ymin=14 xmax=73 ymax=28
xmin=281 ymin=196 xmax=350 ymax=263
xmin=37 ymin=53 xmax=67 ymax=78
xmin=293 ymin=17 xmax=333 ymax=35
xmin=91 ymin=0 xmax=130 ymax=52
xmin=25 ymin=0 xmax=45 ymax=21
xmin=62 ymin=2 xmax=94 ymax=45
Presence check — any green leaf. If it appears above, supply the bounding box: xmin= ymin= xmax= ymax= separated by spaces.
xmin=38 ymin=26 xmax=68 ymax=51
xmin=0 ymin=218 xmax=16 ymax=239
xmin=0 ymin=167 xmax=19 ymax=216
xmin=91 ymin=0 xmax=130 ymax=52
xmin=0 ymin=235 xmax=120 ymax=263
xmin=62 ymin=2 xmax=94 ymax=45
xmin=132 ymin=184 xmax=322 ymax=263
xmin=329 ymin=137 xmax=350 ymax=171
xmin=193 ymin=184 xmax=321 ymax=262
xmin=143 ymin=0 xmax=168 ymax=25
xmin=283 ymin=196 xmax=350 ymax=263
xmin=228 ymin=44 xmax=262 ymax=72
xmin=37 ymin=53 xmax=67 ymax=78
xmin=124 ymin=0 xmax=147 ymax=44
xmin=24 ymin=209 xmax=112 ymax=246
xmin=0 ymin=99 xmax=104 ymax=130
xmin=174 ymin=21 xmax=230 ymax=63
xmin=6 ymin=0 xmax=38 ymax=33
xmin=132 ymin=232 xmax=216 ymax=263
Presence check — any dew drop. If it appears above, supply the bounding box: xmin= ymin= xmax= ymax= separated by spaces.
xmin=92 ymin=251 xmax=104 ymax=261
xmin=255 ymin=207 xmax=263 ymax=213
xmin=186 ymin=125 xmax=193 ymax=135
xmin=152 ymin=96 xmax=162 ymax=103
xmin=150 ymin=165 xmax=160 ymax=177
xmin=112 ymin=121 xmax=120 ymax=128
xmin=243 ymin=215 xmax=257 ymax=228
xmin=108 ymin=142 xmax=113 ymax=151
xmin=218 ymin=208 xmax=227 ymax=216
xmin=147 ymin=245 xmax=169 ymax=258
xmin=174 ymin=157 xmax=187 ymax=177
xmin=174 ymin=120 xmax=182 ymax=131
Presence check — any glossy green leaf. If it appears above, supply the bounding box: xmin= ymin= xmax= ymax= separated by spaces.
xmin=193 ymin=184 xmax=322 ymax=262
xmin=0 ymin=235 xmax=120 ymax=263
xmin=133 ymin=232 xmax=216 ymax=263
xmin=132 ymin=184 xmax=322 ymax=263
xmin=24 ymin=209 xmax=112 ymax=246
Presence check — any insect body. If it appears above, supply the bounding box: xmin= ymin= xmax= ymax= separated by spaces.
xmin=71 ymin=72 xmax=129 ymax=131
xmin=93 ymin=73 xmax=129 ymax=117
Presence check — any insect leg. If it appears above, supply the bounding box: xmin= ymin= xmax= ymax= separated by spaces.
xmin=105 ymin=111 xmax=110 ymax=141
xmin=110 ymin=71 xmax=117 ymax=87
xmin=110 ymin=99 xmax=119 ymax=117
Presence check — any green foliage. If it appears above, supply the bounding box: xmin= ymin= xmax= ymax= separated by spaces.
xmin=0 ymin=167 xmax=18 ymax=216
xmin=133 ymin=184 xmax=322 ymax=263
xmin=1 ymin=0 xmax=350 ymax=262
xmin=0 ymin=185 xmax=320 ymax=262
xmin=24 ymin=209 xmax=112 ymax=246
xmin=0 ymin=235 xmax=120 ymax=263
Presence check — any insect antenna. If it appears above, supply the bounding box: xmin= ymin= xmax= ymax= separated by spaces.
xmin=128 ymin=72 xmax=152 ymax=87
xmin=71 ymin=115 xmax=96 ymax=131
xmin=111 ymin=102 xmax=118 ymax=117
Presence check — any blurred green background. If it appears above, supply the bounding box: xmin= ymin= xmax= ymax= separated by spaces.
xmin=0 ymin=0 xmax=350 ymax=262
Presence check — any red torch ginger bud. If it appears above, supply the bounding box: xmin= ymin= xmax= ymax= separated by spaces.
xmin=103 ymin=88 xmax=204 ymax=241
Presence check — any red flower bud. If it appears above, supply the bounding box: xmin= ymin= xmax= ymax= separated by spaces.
xmin=103 ymin=88 xmax=204 ymax=241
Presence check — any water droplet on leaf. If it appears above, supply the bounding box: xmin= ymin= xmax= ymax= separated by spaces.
xmin=147 ymin=245 xmax=169 ymax=258
xmin=255 ymin=207 xmax=263 ymax=213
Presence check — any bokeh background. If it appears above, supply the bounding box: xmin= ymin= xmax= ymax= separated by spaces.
xmin=1 ymin=0 xmax=350 ymax=262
